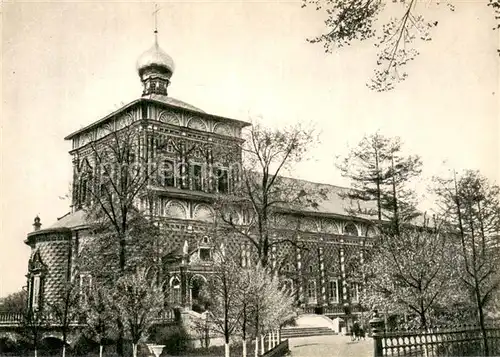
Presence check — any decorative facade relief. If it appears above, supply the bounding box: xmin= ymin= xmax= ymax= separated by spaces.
xmin=343 ymin=222 xmax=359 ymax=236
xmin=320 ymin=219 xmax=341 ymax=234
xmin=158 ymin=110 xmax=182 ymax=126
xmin=192 ymin=204 xmax=214 ymax=222
xmin=186 ymin=117 xmax=208 ymax=131
xmin=115 ymin=112 xmax=135 ymax=130
xmin=165 ymin=200 xmax=188 ymax=219
xmin=213 ymin=123 xmax=232 ymax=136
xmin=366 ymin=225 xmax=378 ymax=237
xmin=300 ymin=217 xmax=320 ymax=232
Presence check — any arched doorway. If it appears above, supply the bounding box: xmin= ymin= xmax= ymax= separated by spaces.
xmin=190 ymin=274 xmax=208 ymax=312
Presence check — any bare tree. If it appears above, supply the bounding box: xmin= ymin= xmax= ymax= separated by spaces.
xmin=78 ymin=123 xmax=166 ymax=278
xmin=113 ymin=268 xmax=165 ymax=357
xmin=215 ymin=122 xmax=328 ymax=267
xmin=433 ymin=170 xmax=500 ymax=356
xmin=76 ymin=122 xmax=173 ymax=356
xmin=302 ymin=0 xmax=500 ymax=91
xmin=47 ymin=281 xmax=80 ymax=357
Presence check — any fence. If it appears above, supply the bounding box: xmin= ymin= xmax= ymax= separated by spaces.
xmin=0 ymin=313 xmax=22 ymax=326
xmin=0 ymin=309 xmax=175 ymax=328
xmin=369 ymin=315 xmax=500 ymax=357
xmin=262 ymin=339 xmax=289 ymax=357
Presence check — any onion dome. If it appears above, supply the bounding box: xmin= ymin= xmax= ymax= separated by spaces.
xmin=137 ymin=40 xmax=175 ymax=96
xmin=136 ymin=41 xmax=175 ymax=76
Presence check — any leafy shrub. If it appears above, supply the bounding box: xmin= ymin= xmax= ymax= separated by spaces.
xmin=148 ymin=324 xmax=190 ymax=355
xmin=0 ymin=337 xmax=19 ymax=353
xmin=71 ymin=334 xmax=101 ymax=355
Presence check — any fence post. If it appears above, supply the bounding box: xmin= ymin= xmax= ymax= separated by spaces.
xmin=369 ymin=311 xmax=385 ymax=357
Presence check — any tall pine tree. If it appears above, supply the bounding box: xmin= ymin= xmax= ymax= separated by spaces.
xmin=337 ymin=132 xmax=422 ymax=235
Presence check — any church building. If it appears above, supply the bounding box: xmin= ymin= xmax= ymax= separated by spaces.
xmin=24 ymin=31 xmax=379 ymax=323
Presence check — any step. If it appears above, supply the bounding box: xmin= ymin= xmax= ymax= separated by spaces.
xmin=282 ymin=327 xmax=335 ymax=333
xmin=282 ymin=330 xmax=335 ymax=335
xmin=281 ymin=326 xmax=337 ymax=338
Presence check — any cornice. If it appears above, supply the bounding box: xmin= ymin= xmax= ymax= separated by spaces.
xmin=65 ymin=97 xmax=250 ymax=141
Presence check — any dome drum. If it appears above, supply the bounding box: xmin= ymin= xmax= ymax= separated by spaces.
xmin=138 ymin=64 xmax=173 ymax=80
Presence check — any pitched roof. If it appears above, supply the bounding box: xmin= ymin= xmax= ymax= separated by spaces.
xmin=293 ymin=180 xmax=378 ymax=220
xmin=143 ymin=94 xmax=205 ymax=113
xmin=48 ymin=209 xmax=88 ymax=230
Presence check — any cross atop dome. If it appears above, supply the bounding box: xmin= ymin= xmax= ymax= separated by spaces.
xmin=137 ymin=4 xmax=175 ymax=96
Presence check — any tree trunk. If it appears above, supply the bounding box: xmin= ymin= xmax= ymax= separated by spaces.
xmin=119 ymin=234 xmax=126 ymax=271
xmin=254 ymin=337 xmax=259 ymax=357
xmin=476 ymin=286 xmax=490 ymax=356
xmin=375 ymin=147 xmax=382 ymax=221
xmin=132 ymin=343 xmax=138 ymax=357
xmin=62 ymin=344 xmax=66 ymax=357
xmin=391 ymin=156 xmax=400 ymax=236
xmin=260 ymin=334 xmax=265 ymax=353
xmin=99 ymin=344 xmax=103 ymax=357
xmin=34 ymin=348 xmax=37 ymax=357
xmin=242 ymin=339 xmax=247 ymax=357
xmin=224 ymin=342 xmax=230 ymax=357
xmin=116 ymin=318 xmax=124 ymax=357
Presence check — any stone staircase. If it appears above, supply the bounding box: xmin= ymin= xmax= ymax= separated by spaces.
xmin=280 ymin=326 xmax=337 ymax=339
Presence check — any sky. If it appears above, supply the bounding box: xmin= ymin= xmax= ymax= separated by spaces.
xmin=1 ymin=1 xmax=499 ymax=297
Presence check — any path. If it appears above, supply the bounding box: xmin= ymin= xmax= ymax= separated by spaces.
xmin=288 ymin=335 xmax=372 ymax=357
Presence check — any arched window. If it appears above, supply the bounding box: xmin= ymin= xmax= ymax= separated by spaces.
xmin=344 ymin=222 xmax=358 ymax=236
xmin=170 ymin=277 xmax=181 ymax=305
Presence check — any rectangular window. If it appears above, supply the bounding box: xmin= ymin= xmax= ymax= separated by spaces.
xmin=192 ymin=164 xmax=203 ymax=191
xmin=213 ymin=167 xmax=229 ymax=193
xmin=328 ymin=280 xmax=339 ymax=303
xmin=219 ymin=170 xmax=229 ymax=193
xmin=230 ymin=165 xmax=239 ymax=192
xmin=307 ymin=280 xmax=316 ymax=301
xmin=350 ymin=282 xmax=360 ymax=303
xmin=32 ymin=276 xmax=41 ymax=309
xmin=181 ymin=162 xmax=190 ymax=189
xmin=163 ymin=160 xmax=175 ymax=187
xmin=80 ymin=274 xmax=92 ymax=303
xmin=199 ymin=248 xmax=211 ymax=261
xmin=80 ymin=178 xmax=88 ymax=204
